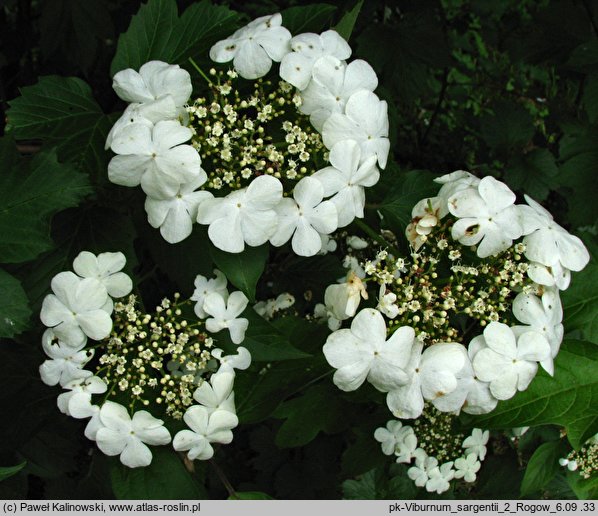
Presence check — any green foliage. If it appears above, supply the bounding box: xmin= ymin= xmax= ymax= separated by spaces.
xmin=520 ymin=440 xmax=568 ymax=497
xmin=0 ymin=142 xmax=92 ymax=263
xmin=110 ymin=448 xmax=205 ymax=499
xmin=0 ymin=269 xmax=31 ymax=338
xmin=273 ymin=383 xmax=350 ymax=448
xmin=281 ymin=4 xmax=337 ymax=34
xmin=378 ymin=168 xmax=439 ymax=233
xmin=333 ymin=0 xmax=363 ymax=41
xmin=0 ymin=462 xmax=26 ymax=482
xmin=6 ymin=77 xmax=114 ymax=177
xmin=562 ymin=257 xmax=598 ymax=344
xmin=210 ymin=244 xmax=268 ymax=303
xmin=110 ymin=0 xmax=240 ymax=76
xmin=465 ymin=340 xmax=598 ymax=449
xmin=230 ymin=491 xmax=274 ymax=499
xmin=242 ymin=311 xmax=312 ymax=361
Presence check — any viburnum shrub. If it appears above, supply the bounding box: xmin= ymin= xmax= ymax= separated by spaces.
xmin=2 ymin=0 xmax=597 ymax=501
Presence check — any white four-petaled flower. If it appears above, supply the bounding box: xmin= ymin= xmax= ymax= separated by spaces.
xmin=270 ymin=177 xmax=338 ymax=256
xmin=73 ymin=251 xmax=132 ymax=298
xmin=210 ymin=14 xmax=291 ymax=79
xmin=191 ymin=269 xmax=229 ymax=318
xmin=280 ymin=30 xmax=351 ymax=90
xmin=95 ymin=401 xmax=171 ymax=468
xmin=323 ymin=308 xmax=414 ymax=392
xmin=203 ymin=291 xmax=249 ymax=345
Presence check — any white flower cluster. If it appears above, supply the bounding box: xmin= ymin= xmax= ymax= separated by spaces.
xmin=320 ymin=172 xmax=590 ymax=490
xmin=105 ymin=13 xmax=389 ymax=257
xmin=375 ymin=422 xmax=489 ymax=494
xmin=323 ymin=172 xmax=589 ymax=423
xmin=39 ymin=252 xmax=251 ymax=468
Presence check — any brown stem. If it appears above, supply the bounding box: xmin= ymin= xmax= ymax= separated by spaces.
xmin=209 ymin=458 xmax=237 ymax=499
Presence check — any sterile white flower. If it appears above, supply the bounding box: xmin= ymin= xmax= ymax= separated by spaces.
xmin=405 ymin=197 xmax=447 ymax=251
xmin=425 ymin=462 xmax=455 ymax=494
xmin=105 ymin=99 xmax=177 ymax=150
xmin=512 ymin=289 xmax=564 ymax=375
xmin=374 ymin=420 xmax=405 ymax=455
xmin=280 ymin=30 xmax=352 ymax=90
xmin=559 ymin=458 xmax=579 ymax=471
xmin=203 ymin=291 xmax=249 ymax=345
xmin=210 ymin=13 xmax=291 ymax=80
xmin=346 ymin=235 xmax=368 ymax=250
xmin=95 ymin=401 xmax=171 ymax=468
xmin=108 ymin=120 xmax=203 ymax=198
xmin=527 ymin=261 xmax=571 ymax=290
xmin=39 ymin=329 xmax=93 ymax=387
xmin=314 ymin=302 xmax=342 ymax=331
xmin=173 ymin=406 xmax=238 ymax=460
xmin=211 ymin=347 xmax=252 ymax=373
xmin=454 ymin=453 xmax=481 ymax=483
xmin=313 ymin=140 xmax=380 ymax=227
xmin=324 ymin=271 xmax=368 ymax=321
xmin=270 ymin=177 xmax=338 ymax=256
xmin=57 ymin=376 xmax=107 ymax=417
xmin=437 ymin=339 xmax=497 ymax=415
xmin=254 ymin=293 xmax=295 ymax=319
xmin=323 ymin=308 xmax=414 ymax=392
xmin=407 ymin=449 xmax=436 ymax=488
xmin=145 ymin=174 xmax=212 ymax=243
xmin=377 ymin=284 xmax=399 ymax=319
xmin=374 ymin=421 xmax=418 ymax=464
xmin=299 ymin=57 xmax=378 ymax=130
xmin=322 ymin=90 xmax=390 ymax=169
xmin=197 ymin=175 xmax=283 ymax=253
xmin=462 ymin=428 xmax=489 ymax=460
xmin=434 ymin=170 xmax=480 ymax=205
xmin=41 ymin=272 xmax=112 ymax=346
xmin=193 ymin=372 xmax=236 ymax=414
xmin=112 ymin=61 xmax=192 ymax=109
xmin=472 ymin=322 xmax=551 ymax=400
xmin=73 ymin=251 xmax=132 ymax=298
xmin=448 ymin=176 xmax=523 ymax=258
xmin=386 ymin=342 xmax=466 ymax=420
xmin=191 ymin=269 xmax=229 ymax=319
xmin=520 ymin=194 xmax=590 ymax=276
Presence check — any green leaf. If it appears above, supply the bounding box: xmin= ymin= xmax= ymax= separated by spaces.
xmin=480 ymin=100 xmax=534 ymax=152
xmin=110 ymin=447 xmax=205 ymax=499
xmin=281 ymin=4 xmax=337 ymax=34
xmin=210 ymin=244 xmax=268 ymax=303
xmin=520 ymin=440 xmax=568 ymax=496
xmin=0 ymin=462 xmax=26 ymax=482
xmin=562 ymin=257 xmax=598 ymax=344
xmin=464 ymin=340 xmax=598 ymax=449
xmin=583 ymin=72 xmax=598 ymax=123
xmin=333 ymin=0 xmax=364 ymax=41
xmin=39 ymin=0 xmax=113 ymax=74
xmin=110 ymin=0 xmax=240 ymax=76
xmin=242 ymin=310 xmax=312 ymax=362
xmin=505 ymin=149 xmax=559 ymax=202
xmin=0 ymin=145 xmax=92 ymax=263
xmin=274 ymin=384 xmax=350 ymax=448
xmin=342 ymin=469 xmax=384 ymax=500
xmin=0 ymin=269 xmax=31 ymax=338
xmin=6 ymin=76 xmax=113 ymax=177
xmin=567 ymin=470 xmax=598 ymax=499
xmin=229 ymin=491 xmax=274 ymax=500
xmin=558 ymin=123 xmax=598 ymax=226
xmin=378 ymin=169 xmax=439 ymax=233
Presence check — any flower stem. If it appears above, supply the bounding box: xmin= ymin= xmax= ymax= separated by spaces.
xmin=188 ymin=57 xmax=212 ymax=85
xmin=209 ymin=458 xmax=237 ymax=499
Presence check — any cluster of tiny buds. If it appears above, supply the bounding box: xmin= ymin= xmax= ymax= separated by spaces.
xmin=413 ymin=405 xmax=465 ymax=462
xmin=97 ymin=294 xmax=213 ymax=419
xmin=564 ymin=440 xmax=598 ymax=479
xmin=362 ymin=222 xmax=533 ymax=344
xmin=185 ymin=69 xmax=324 ymax=192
